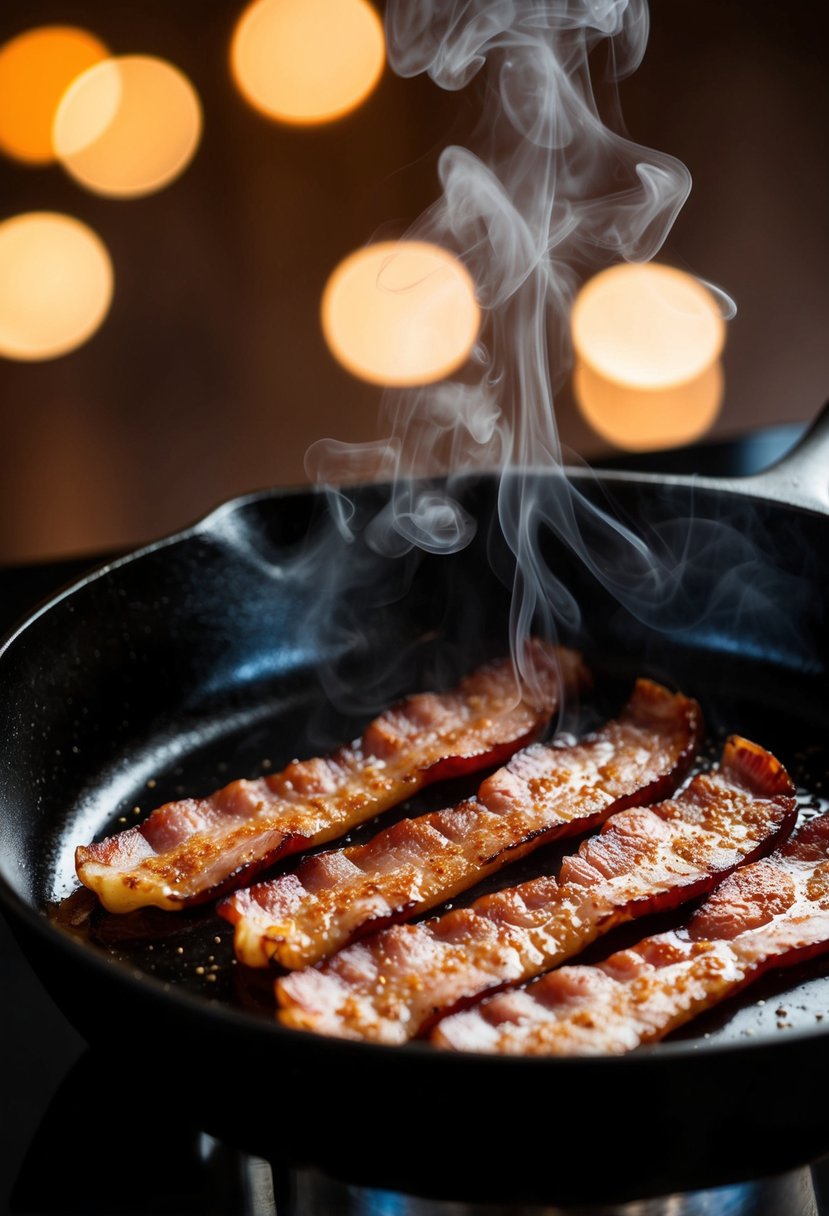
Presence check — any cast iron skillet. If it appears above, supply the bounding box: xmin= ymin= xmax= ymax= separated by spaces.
xmin=1 ymin=407 xmax=829 ymax=1207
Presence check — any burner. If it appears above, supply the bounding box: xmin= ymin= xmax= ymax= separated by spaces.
xmin=0 ymin=436 xmax=824 ymax=1216
xmin=262 ymin=1157 xmax=823 ymax=1216
xmin=8 ymin=1047 xmax=825 ymax=1216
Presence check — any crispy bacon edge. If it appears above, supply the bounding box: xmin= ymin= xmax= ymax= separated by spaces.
xmin=222 ymin=677 xmax=703 ymax=970
xmin=274 ymin=735 xmax=796 ymax=1043
xmin=75 ymin=643 xmax=588 ymax=914
xmin=434 ymin=764 xmax=824 ymax=1056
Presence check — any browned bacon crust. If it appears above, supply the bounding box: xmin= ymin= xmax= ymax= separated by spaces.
xmin=434 ymin=791 xmax=828 ymax=1056
xmin=76 ymin=643 xmax=585 ymax=913
xmin=223 ymin=678 xmax=702 ymax=969
xmin=276 ymin=736 xmax=795 ymax=1041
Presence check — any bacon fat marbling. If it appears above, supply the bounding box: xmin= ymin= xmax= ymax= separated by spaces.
xmin=276 ymin=735 xmax=795 ymax=1041
xmin=435 ymin=774 xmax=824 ymax=1056
xmin=76 ymin=643 xmax=586 ymax=913
xmin=224 ymin=678 xmax=702 ymax=969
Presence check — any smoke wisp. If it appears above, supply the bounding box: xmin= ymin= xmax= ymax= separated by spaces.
xmin=293 ymin=0 xmax=808 ymax=717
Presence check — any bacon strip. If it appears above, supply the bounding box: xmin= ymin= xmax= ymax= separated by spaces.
xmin=222 ymin=679 xmax=702 ymax=969
xmin=434 ymin=800 xmax=829 ymax=1056
xmin=76 ymin=643 xmax=586 ymax=914
xmin=276 ymin=737 xmax=796 ymax=1041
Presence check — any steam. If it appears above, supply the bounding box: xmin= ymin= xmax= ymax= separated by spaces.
xmin=306 ymin=2 xmax=685 ymax=694
xmin=295 ymin=0 xmax=806 ymax=715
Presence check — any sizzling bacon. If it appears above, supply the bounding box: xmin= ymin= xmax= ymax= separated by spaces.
xmin=276 ymin=736 xmax=796 ymax=1041
xmin=223 ymin=678 xmax=702 ymax=969
xmin=433 ymin=799 xmax=829 ymax=1056
xmin=76 ymin=643 xmax=586 ymax=914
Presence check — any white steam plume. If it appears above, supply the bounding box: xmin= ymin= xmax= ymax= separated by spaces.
xmin=288 ymin=0 xmax=810 ymax=737
xmin=308 ymin=0 xmax=705 ymax=704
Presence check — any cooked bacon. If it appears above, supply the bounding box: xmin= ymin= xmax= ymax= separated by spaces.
xmin=223 ymin=678 xmax=702 ymax=969
xmin=276 ymin=736 xmax=796 ymax=1041
xmin=433 ymin=801 xmax=829 ymax=1056
xmin=76 ymin=643 xmax=586 ymax=914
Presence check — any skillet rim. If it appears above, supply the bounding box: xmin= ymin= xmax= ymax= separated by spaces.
xmin=1 ymin=464 xmax=829 ymax=1069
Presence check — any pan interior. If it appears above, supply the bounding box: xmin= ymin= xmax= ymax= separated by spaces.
xmin=33 ymin=637 xmax=829 ymax=1055
xmin=2 ymin=475 xmax=829 ymax=1059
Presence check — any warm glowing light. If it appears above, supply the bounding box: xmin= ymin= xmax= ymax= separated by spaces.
xmin=0 ymin=26 xmax=108 ymax=164
xmin=53 ymin=55 xmax=202 ymax=197
xmin=321 ymin=241 xmax=480 ymax=387
xmin=0 ymin=212 xmax=113 ymax=361
xmin=571 ymin=262 xmax=725 ymax=390
xmin=574 ymin=360 xmax=724 ymax=451
xmin=231 ymin=0 xmax=385 ymax=125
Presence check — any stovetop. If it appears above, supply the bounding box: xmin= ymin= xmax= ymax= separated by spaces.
xmin=3 ymin=425 xmax=829 ymax=1215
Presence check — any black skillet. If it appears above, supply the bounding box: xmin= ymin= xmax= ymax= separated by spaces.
xmin=1 ymin=406 xmax=829 ymax=1207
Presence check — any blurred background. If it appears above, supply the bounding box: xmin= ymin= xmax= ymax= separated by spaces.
xmin=0 ymin=0 xmax=826 ymax=562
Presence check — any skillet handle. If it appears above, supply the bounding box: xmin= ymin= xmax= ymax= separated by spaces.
xmin=735 ymin=400 xmax=829 ymax=515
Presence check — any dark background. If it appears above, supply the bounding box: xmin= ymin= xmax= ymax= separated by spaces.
xmin=0 ymin=0 xmax=827 ymax=562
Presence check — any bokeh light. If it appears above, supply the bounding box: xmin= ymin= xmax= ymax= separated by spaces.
xmin=53 ymin=55 xmax=202 ymax=198
xmin=574 ymin=360 xmax=724 ymax=451
xmin=0 ymin=212 xmax=113 ymax=361
xmin=0 ymin=26 xmax=108 ymax=164
xmin=231 ymin=0 xmax=385 ymax=126
xmin=321 ymin=241 xmax=481 ymax=387
xmin=571 ymin=262 xmax=725 ymax=390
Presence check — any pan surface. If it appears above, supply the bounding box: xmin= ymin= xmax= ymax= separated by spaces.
xmin=1 ymin=417 xmax=829 ymax=1205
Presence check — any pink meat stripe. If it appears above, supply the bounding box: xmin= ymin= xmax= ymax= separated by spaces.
xmin=223 ymin=678 xmax=702 ymax=969
xmin=76 ymin=643 xmax=587 ymax=913
xmin=276 ymin=735 xmax=795 ymax=1042
xmin=434 ymin=807 xmax=829 ymax=1055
